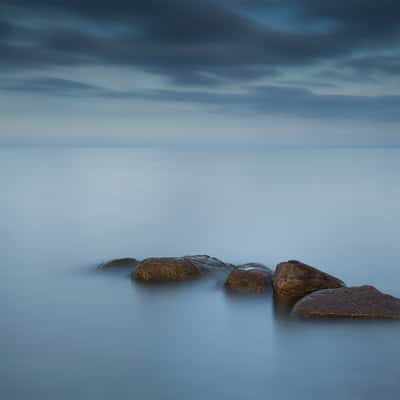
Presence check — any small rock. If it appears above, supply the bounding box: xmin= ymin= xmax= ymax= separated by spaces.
xmin=273 ymin=260 xmax=344 ymax=304
xmin=292 ymin=285 xmax=400 ymax=319
xmin=98 ymin=257 xmax=138 ymax=269
xmin=133 ymin=257 xmax=203 ymax=282
xmin=224 ymin=263 xmax=273 ymax=294
xmin=184 ymin=255 xmax=234 ymax=272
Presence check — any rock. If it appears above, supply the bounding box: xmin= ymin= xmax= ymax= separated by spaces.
xmin=224 ymin=263 xmax=273 ymax=294
xmin=273 ymin=260 xmax=344 ymax=304
xmin=98 ymin=257 xmax=138 ymax=269
xmin=133 ymin=257 xmax=203 ymax=282
xmin=292 ymin=286 xmax=400 ymax=319
xmin=184 ymin=255 xmax=234 ymax=272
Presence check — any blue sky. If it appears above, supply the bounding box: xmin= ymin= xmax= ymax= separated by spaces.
xmin=0 ymin=0 xmax=399 ymax=146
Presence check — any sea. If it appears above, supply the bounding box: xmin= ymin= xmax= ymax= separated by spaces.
xmin=1 ymin=146 xmax=399 ymax=399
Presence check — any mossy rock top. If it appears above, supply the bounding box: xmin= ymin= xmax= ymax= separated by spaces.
xmin=133 ymin=257 xmax=203 ymax=282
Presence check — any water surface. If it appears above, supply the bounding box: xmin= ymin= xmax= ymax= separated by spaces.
xmin=1 ymin=147 xmax=399 ymax=399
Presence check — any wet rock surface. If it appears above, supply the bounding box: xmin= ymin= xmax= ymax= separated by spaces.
xmin=98 ymin=257 xmax=138 ymax=269
xmin=273 ymin=260 xmax=344 ymax=304
xmin=292 ymin=285 xmax=400 ymax=319
xmin=224 ymin=263 xmax=273 ymax=294
xmin=133 ymin=257 xmax=203 ymax=282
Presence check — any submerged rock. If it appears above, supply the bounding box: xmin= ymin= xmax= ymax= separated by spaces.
xmin=273 ymin=260 xmax=344 ymax=304
xmin=224 ymin=263 xmax=273 ymax=294
xmin=292 ymin=286 xmax=400 ymax=319
xmin=184 ymin=255 xmax=234 ymax=272
xmin=98 ymin=257 xmax=138 ymax=269
xmin=133 ymin=257 xmax=203 ymax=282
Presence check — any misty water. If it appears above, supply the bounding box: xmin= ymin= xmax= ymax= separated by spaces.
xmin=1 ymin=146 xmax=400 ymax=400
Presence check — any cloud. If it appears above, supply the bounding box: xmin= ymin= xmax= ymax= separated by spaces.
xmin=343 ymin=54 xmax=400 ymax=77
xmin=2 ymin=77 xmax=399 ymax=122
xmin=1 ymin=0 xmax=399 ymax=85
xmin=0 ymin=77 xmax=102 ymax=94
xmin=1 ymin=0 xmax=399 ymax=143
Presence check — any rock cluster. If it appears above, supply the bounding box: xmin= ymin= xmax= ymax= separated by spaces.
xmin=98 ymin=255 xmax=400 ymax=320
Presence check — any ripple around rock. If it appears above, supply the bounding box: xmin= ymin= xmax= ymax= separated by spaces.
xmin=133 ymin=257 xmax=203 ymax=282
xmin=273 ymin=260 xmax=344 ymax=304
xmin=292 ymin=286 xmax=400 ymax=319
xmin=224 ymin=263 xmax=273 ymax=294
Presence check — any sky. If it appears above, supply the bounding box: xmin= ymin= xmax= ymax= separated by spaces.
xmin=0 ymin=0 xmax=399 ymax=146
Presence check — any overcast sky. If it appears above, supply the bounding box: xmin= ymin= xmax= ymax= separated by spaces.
xmin=1 ymin=0 xmax=399 ymax=146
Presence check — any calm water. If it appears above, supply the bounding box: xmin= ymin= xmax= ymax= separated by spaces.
xmin=1 ymin=146 xmax=400 ymax=400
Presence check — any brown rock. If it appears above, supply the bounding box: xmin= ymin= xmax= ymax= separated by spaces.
xmin=98 ymin=257 xmax=138 ymax=269
xmin=273 ymin=260 xmax=344 ymax=304
xmin=224 ymin=263 xmax=273 ymax=294
xmin=292 ymin=286 xmax=400 ymax=319
xmin=133 ymin=257 xmax=203 ymax=282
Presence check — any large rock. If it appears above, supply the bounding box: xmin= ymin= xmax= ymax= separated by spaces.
xmin=273 ymin=260 xmax=344 ymax=304
xmin=292 ymin=286 xmax=400 ymax=319
xmin=224 ymin=263 xmax=273 ymax=294
xmin=133 ymin=257 xmax=203 ymax=282
xmin=98 ymin=257 xmax=138 ymax=269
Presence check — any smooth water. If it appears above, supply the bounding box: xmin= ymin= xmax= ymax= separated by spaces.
xmin=1 ymin=147 xmax=399 ymax=400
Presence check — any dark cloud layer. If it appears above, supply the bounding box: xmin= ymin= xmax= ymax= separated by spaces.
xmin=1 ymin=0 xmax=400 ymax=81
xmin=0 ymin=0 xmax=399 ymax=124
